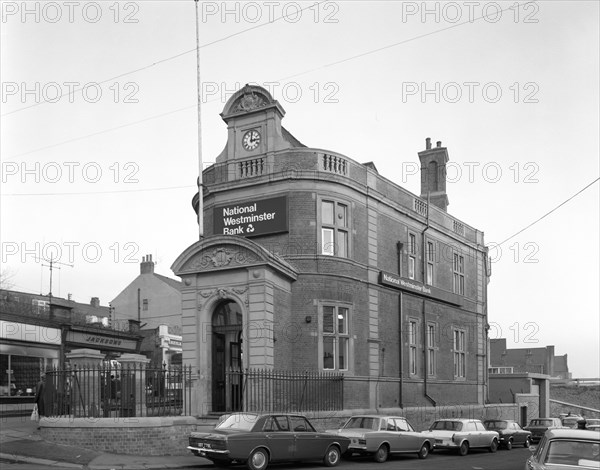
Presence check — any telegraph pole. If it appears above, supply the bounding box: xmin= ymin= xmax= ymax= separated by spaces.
xmin=195 ymin=0 xmax=204 ymax=239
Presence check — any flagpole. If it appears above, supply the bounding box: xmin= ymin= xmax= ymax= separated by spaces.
xmin=195 ymin=0 xmax=204 ymax=239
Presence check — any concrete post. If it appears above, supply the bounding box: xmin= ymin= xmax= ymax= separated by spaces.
xmin=118 ymin=353 xmax=151 ymax=417
xmin=539 ymin=378 xmax=550 ymax=418
xmin=65 ymin=348 xmax=105 ymax=418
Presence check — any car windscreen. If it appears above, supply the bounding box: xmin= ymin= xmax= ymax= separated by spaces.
xmin=216 ymin=414 xmax=260 ymax=431
xmin=544 ymin=440 xmax=600 ymax=466
xmin=430 ymin=421 xmax=463 ymax=431
xmin=343 ymin=417 xmax=380 ymax=431
xmin=530 ymin=419 xmax=553 ymax=426
xmin=485 ymin=421 xmax=507 ymax=430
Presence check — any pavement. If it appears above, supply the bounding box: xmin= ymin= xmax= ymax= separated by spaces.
xmin=0 ymin=415 xmax=212 ymax=469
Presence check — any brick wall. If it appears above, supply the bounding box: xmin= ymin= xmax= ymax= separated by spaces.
xmin=305 ymin=403 xmax=519 ymax=433
xmin=41 ymin=417 xmax=198 ymax=456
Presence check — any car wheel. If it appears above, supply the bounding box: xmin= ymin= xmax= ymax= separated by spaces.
xmin=247 ymin=448 xmax=269 ymax=470
xmin=323 ymin=445 xmax=341 ymax=467
xmin=489 ymin=438 xmax=498 ymax=453
xmin=417 ymin=442 xmax=430 ymax=460
xmin=459 ymin=441 xmax=469 ymax=456
xmin=524 ymin=437 xmax=531 ymax=448
xmin=373 ymin=444 xmax=389 ymax=463
xmin=506 ymin=438 xmax=513 ymax=450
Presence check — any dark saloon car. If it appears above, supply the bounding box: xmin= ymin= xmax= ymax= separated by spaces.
xmin=484 ymin=419 xmax=532 ymax=449
xmin=524 ymin=418 xmax=564 ymax=443
xmin=188 ymin=412 xmax=350 ymax=470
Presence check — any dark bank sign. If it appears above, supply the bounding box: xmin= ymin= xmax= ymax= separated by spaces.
xmin=379 ymin=271 xmax=462 ymax=306
xmin=214 ymin=196 xmax=288 ymax=237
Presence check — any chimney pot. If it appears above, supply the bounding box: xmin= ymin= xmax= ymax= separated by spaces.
xmin=425 ymin=137 xmax=431 ymax=150
xmin=140 ymin=254 xmax=155 ymax=274
xmin=436 ymin=141 xmax=442 ymax=148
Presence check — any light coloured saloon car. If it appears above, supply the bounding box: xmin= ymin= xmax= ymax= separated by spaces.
xmin=525 ymin=428 xmax=599 ymax=469
xmin=327 ymin=415 xmax=434 ymax=462
xmin=421 ymin=418 xmax=499 ymax=456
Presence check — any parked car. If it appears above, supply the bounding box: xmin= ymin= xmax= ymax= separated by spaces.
xmin=525 ymin=428 xmax=599 ymax=469
xmin=483 ymin=419 xmax=532 ymax=449
xmin=421 ymin=419 xmax=499 ymax=456
xmin=585 ymin=419 xmax=600 ymax=431
xmin=187 ymin=412 xmax=350 ymax=470
xmin=561 ymin=415 xmax=584 ymax=429
xmin=525 ymin=418 xmax=564 ymax=443
xmin=326 ymin=415 xmax=434 ymax=462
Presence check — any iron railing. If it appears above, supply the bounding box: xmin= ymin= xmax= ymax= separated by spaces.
xmin=43 ymin=363 xmax=192 ymax=417
xmin=226 ymin=368 xmax=344 ymax=413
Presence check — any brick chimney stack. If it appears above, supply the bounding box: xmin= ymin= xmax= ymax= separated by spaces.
xmin=140 ymin=254 xmax=155 ymax=274
xmin=418 ymin=137 xmax=450 ymax=212
xmin=90 ymin=297 xmax=100 ymax=308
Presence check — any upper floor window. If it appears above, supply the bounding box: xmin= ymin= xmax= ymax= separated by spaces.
xmin=142 ymin=299 xmax=149 ymax=311
xmin=453 ymin=253 xmax=465 ymax=295
xmin=322 ymin=305 xmax=349 ymax=371
xmin=408 ymin=233 xmax=417 ymax=280
xmin=321 ymin=200 xmax=349 ymax=257
xmin=32 ymin=299 xmax=49 ymax=314
xmin=426 ymin=241 xmax=434 ymax=285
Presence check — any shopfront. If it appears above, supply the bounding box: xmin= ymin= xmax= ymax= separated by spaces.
xmin=0 ymin=319 xmax=61 ymax=399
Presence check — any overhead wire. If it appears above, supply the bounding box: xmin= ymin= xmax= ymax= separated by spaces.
xmin=4 ymin=1 xmax=538 ymax=159
xmin=495 ymin=177 xmax=599 ymax=247
xmin=1 ymin=1 xmax=329 ymax=117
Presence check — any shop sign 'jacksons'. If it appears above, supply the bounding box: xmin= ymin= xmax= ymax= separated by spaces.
xmin=214 ymin=196 xmax=288 ymax=237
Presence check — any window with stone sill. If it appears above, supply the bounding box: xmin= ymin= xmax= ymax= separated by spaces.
xmin=453 ymin=253 xmax=465 ymax=295
xmin=427 ymin=323 xmax=436 ymax=376
xmin=321 ymin=200 xmax=349 ymax=258
xmin=408 ymin=233 xmax=417 ymax=280
xmin=408 ymin=320 xmax=418 ymax=375
xmin=426 ymin=241 xmax=435 ymax=285
xmin=322 ymin=305 xmax=349 ymax=371
xmin=454 ymin=329 xmax=466 ymax=378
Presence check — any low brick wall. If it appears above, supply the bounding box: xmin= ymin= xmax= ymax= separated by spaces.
xmin=294 ymin=403 xmax=519 ymax=432
xmin=40 ymin=416 xmax=199 ymax=456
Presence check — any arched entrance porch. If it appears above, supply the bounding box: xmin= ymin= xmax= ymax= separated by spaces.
xmin=171 ymin=235 xmax=298 ymax=417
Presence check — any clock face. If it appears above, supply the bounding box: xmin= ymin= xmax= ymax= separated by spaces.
xmin=242 ymin=129 xmax=261 ymax=151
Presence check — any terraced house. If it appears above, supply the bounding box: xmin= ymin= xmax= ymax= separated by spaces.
xmin=171 ymin=85 xmax=491 ymax=415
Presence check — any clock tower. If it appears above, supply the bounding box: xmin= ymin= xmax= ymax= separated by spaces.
xmin=216 ymin=84 xmax=304 ymax=165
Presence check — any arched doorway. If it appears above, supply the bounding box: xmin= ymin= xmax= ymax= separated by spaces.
xmin=211 ymin=300 xmax=243 ymax=411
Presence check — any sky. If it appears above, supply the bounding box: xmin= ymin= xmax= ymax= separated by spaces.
xmin=0 ymin=1 xmax=598 ymax=377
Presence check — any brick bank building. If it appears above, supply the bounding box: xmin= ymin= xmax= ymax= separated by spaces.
xmin=171 ymin=85 xmax=491 ymax=415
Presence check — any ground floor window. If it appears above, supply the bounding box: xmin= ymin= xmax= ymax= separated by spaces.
xmin=0 ymin=353 xmax=55 ymax=397
xmin=322 ymin=305 xmax=350 ymax=371
xmin=408 ymin=320 xmax=418 ymax=375
xmin=453 ymin=329 xmax=466 ymax=378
